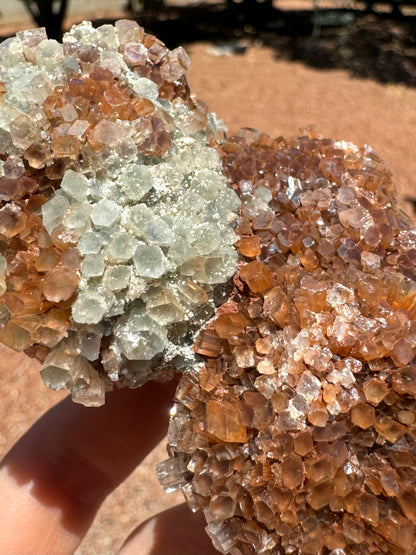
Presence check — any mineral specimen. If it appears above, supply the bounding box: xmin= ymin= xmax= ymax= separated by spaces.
xmin=2 ymin=19 xmax=416 ymax=555
xmin=159 ymin=129 xmax=416 ymax=555
xmin=0 ymin=21 xmax=239 ymax=405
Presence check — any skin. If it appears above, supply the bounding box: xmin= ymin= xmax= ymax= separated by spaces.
xmin=0 ymin=380 xmax=219 ymax=555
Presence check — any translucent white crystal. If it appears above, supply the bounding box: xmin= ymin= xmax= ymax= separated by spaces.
xmin=194 ymin=248 xmax=238 ymax=284
xmin=128 ymin=76 xmax=159 ymax=102
xmin=120 ymin=164 xmax=154 ymax=201
xmin=146 ymin=288 xmax=185 ymax=325
xmin=133 ymin=243 xmax=167 ymax=278
xmin=97 ymin=24 xmax=119 ymax=50
xmin=114 ymin=309 xmax=167 ymax=360
xmin=63 ymin=55 xmax=79 ymax=73
xmin=103 ymin=232 xmax=137 ymax=264
xmin=63 ymin=203 xmax=91 ymax=230
xmin=79 ymin=328 xmax=102 ymax=361
xmin=296 ymin=371 xmax=321 ymax=402
xmin=103 ymin=265 xmax=131 ymax=291
xmin=191 ymin=222 xmax=222 ymax=255
xmin=64 ymin=20 xmax=99 ymax=46
xmin=81 ymin=254 xmax=105 ymax=278
xmin=10 ymin=114 xmax=40 ymax=149
xmin=0 ymin=38 xmax=25 ymax=68
xmin=167 ymin=235 xmax=190 ymax=265
xmin=72 ymin=288 xmax=107 ymax=324
xmin=144 ymin=218 xmax=174 ymax=246
xmin=61 ymin=169 xmax=89 ymax=202
xmin=90 ymin=199 xmax=120 ymax=228
xmin=35 ymin=39 xmax=64 ymax=73
xmin=40 ymin=338 xmax=89 ymax=390
xmin=180 ymin=145 xmax=220 ymax=172
xmin=189 ymin=169 xmax=225 ymax=201
xmin=216 ymin=187 xmax=241 ymax=219
xmin=254 ymin=186 xmax=273 ymax=205
xmin=122 ymin=204 xmax=155 ymax=236
xmin=3 ymin=64 xmax=53 ymax=110
xmin=78 ymin=231 xmax=105 ymax=255
xmin=41 ymin=191 xmax=69 ymax=234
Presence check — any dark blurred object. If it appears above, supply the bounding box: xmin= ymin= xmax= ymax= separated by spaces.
xmin=19 ymin=0 xmax=68 ymax=40
xmin=125 ymin=0 xmax=164 ymax=13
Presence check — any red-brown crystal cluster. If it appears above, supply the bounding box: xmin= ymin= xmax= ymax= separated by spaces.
xmin=160 ymin=129 xmax=416 ymax=555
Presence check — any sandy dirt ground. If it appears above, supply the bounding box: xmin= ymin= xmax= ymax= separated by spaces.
xmin=1 ymin=32 xmax=416 ymax=555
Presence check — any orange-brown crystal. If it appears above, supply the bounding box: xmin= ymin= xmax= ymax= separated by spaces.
xmin=165 ymin=130 xmax=416 ymax=555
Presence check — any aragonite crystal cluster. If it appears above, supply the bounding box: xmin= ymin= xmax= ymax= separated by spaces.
xmin=2 ymin=19 xmax=416 ymax=555
xmin=0 ymin=21 xmax=239 ymax=405
xmin=159 ymin=130 xmax=416 ymax=555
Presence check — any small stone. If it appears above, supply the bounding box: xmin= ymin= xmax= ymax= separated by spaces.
xmin=41 ymin=193 xmax=70 ymax=234
xmin=114 ymin=310 xmax=167 ymax=360
xmin=214 ymin=312 xmax=245 ymax=339
xmin=87 ymin=119 xmax=128 ymax=149
xmin=194 ymin=328 xmax=223 ymax=358
xmin=35 ymin=39 xmax=64 ymax=70
xmin=122 ymin=204 xmax=155 ymax=236
xmin=190 ymin=222 xmax=222 ymax=255
xmin=10 ymin=114 xmax=40 ymax=149
xmin=78 ymin=231 xmax=105 ymax=255
xmin=256 ymin=359 xmax=275 ymax=375
xmin=144 ymin=218 xmax=174 ymax=246
xmin=297 ymin=371 xmax=321 ymax=402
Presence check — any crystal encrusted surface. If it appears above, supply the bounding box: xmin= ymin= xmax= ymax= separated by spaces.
xmin=160 ymin=130 xmax=416 ymax=555
xmin=0 ymin=21 xmax=239 ymax=405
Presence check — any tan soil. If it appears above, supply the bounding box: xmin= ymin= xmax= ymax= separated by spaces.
xmin=1 ymin=40 xmax=416 ymax=554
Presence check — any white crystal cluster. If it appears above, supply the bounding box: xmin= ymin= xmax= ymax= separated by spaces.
xmin=0 ymin=21 xmax=240 ymax=405
xmin=42 ymin=146 xmax=239 ymax=370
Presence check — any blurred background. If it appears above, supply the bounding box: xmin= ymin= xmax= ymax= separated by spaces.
xmin=0 ymin=1 xmax=416 ymax=554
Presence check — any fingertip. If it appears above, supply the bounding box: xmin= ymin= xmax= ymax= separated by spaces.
xmin=0 ymin=377 xmax=178 ymax=554
xmin=119 ymin=503 xmax=220 ymax=555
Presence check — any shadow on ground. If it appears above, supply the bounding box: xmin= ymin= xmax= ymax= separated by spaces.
xmin=92 ymin=3 xmax=416 ymax=87
xmin=1 ymin=3 xmax=415 ymax=86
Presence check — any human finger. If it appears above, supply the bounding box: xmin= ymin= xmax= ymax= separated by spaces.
xmin=0 ymin=378 xmax=177 ymax=555
xmin=119 ymin=503 xmax=220 ymax=555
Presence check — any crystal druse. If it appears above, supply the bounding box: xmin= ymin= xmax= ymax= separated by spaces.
xmin=160 ymin=131 xmax=416 ymax=555
xmin=2 ymin=20 xmax=416 ymax=555
xmin=0 ymin=21 xmax=239 ymax=405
